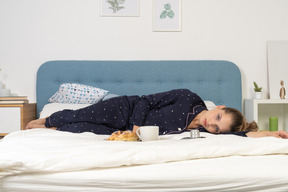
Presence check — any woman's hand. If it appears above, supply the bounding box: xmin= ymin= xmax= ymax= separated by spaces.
xmin=275 ymin=130 xmax=288 ymax=138
xmin=246 ymin=130 xmax=288 ymax=138
xmin=132 ymin=125 xmax=140 ymax=133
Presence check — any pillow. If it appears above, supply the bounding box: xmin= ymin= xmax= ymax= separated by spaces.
xmin=48 ymin=83 xmax=108 ymax=104
xmin=40 ymin=103 xmax=91 ymax=118
xmin=102 ymin=93 xmax=120 ymax=100
xmin=204 ymin=101 xmax=216 ymax=110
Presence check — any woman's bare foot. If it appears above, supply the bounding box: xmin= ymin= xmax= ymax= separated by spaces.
xmin=25 ymin=118 xmax=46 ymax=129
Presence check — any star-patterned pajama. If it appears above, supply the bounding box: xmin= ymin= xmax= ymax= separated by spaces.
xmin=45 ymin=89 xmax=207 ymax=135
xmin=45 ymin=89 xmax=248 ymax=136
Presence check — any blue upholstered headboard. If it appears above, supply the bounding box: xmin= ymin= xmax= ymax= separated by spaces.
xmin=36 ymin=60 xmax=242 ymax=116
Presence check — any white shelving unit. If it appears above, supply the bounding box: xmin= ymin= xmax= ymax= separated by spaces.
xmin=244 ymin=99 xmax=288 ymax=131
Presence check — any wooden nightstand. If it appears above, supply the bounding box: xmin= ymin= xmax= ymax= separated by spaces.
xmin=0 ymin=103 xmax=36 ymax=136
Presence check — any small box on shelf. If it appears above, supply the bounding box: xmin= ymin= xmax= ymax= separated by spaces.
xmin=0 ymin=96 xmax=28 ymax=104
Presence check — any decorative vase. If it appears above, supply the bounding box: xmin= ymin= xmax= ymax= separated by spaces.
xmin=254 ymin=92 xmax=262 ymax=99
xmin=0 ymin=81 xmax=11 ymax=97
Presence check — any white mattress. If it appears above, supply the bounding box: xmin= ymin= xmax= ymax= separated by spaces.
xmin=2 ymin=155 xmax=288 ymax=192
xmin=1 ymin=129 xmax=288 ymax=192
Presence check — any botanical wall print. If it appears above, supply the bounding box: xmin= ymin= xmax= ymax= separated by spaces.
xmin=100 ymin=0 xmax=140 ymax=17
xmin=153 ymin=0 xmax=182 ymax=31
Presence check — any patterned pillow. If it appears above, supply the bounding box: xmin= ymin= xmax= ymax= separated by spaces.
xmin=48 ymin=83 xmax=109 ymax=104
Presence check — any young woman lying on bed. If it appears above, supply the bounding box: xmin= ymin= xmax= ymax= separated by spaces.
xmin=26 ymin=89 xmax=288 ymax=139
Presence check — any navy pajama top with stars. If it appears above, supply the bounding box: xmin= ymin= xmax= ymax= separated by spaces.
xmin=45 ymin=89 xmax=248 ymax=137
xmin=45 ymin=89 xmax=205 ymax=135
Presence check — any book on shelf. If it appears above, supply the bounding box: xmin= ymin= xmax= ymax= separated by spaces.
xmin=0 ymin=99 xmax=29 ymax=104
xmin=0 ymin=96 xmax=28 ymax=101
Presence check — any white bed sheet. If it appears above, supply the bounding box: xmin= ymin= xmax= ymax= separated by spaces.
xmin=1 ymin=129 xmax=288 ymax=178
xmin=1 ymin=129 xmax=288 ymax=192
xmin=2 ymin=155 xmax=288 ymax=192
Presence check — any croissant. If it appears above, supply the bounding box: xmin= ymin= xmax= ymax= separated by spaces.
xmin=108 ymin=130 xmax=139 ymax=141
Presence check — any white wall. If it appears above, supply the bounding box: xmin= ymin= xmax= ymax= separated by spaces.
xmin=1 ymin=0 xmax=288 ymax=103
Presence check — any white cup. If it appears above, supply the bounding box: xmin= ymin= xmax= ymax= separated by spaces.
xmin=136 ymin=126 xmax=159 ymax=142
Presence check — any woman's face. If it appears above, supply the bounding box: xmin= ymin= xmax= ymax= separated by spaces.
xmin=199 ymin=107 xmax=232 ymax=134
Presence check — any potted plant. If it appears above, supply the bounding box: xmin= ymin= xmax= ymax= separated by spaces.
xmin=253 ymin=81 xmax=262 ymax=99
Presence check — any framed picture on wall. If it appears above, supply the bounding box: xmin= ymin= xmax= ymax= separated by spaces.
xmin=153 ymin=0 xmax=182 ymax=32
xmin=100 ymin=0 xmax=140 ymax=17
xmin=267 ymin=41 xmax=288 ymax=99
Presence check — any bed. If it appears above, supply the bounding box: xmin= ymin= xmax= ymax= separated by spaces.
xmin=1 ymin=60 xmax=288 ymax=192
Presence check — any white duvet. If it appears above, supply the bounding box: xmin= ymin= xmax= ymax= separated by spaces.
xmin=0 ymin=129 xmax=288 ymax=178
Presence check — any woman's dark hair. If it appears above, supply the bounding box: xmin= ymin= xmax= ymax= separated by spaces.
xmin=223 ymin=107 xmax=259 ymax=132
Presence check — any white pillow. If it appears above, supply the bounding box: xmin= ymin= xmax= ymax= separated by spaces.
xmin=204 ymin=101 xmax=216 ymax=110
xmin=40 ymin=103 xmax=91 ymax=118
xmin=48 ymin=83 xmax=108 ymax=104
xmin=102 ymin=93 xmax=120 ymax=100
